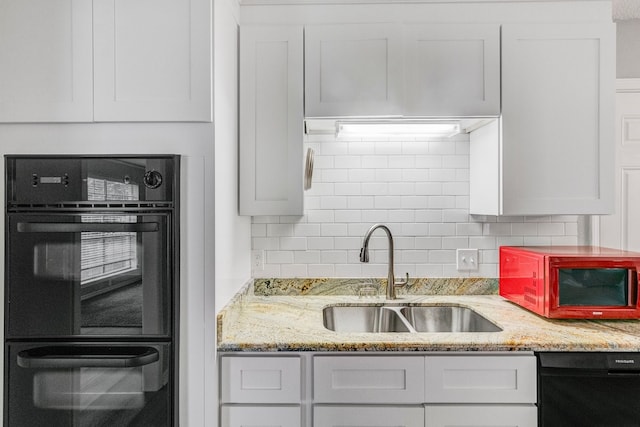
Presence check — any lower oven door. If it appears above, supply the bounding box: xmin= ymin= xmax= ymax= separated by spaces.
xmin=6 ymin=342 xmax=173 ymax=427
xmin=6 ymin=213 xmax=173 ymax=338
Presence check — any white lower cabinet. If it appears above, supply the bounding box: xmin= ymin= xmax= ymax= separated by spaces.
xmin=425 ymin=405 xmax=537 ymax=427
xmin=314 ymin=406 xmax=424 ymax=427
xmin=221 ymin=405 xmax=301 ymax=427
xmin=219 ymin=353 xmax=537 ymax=427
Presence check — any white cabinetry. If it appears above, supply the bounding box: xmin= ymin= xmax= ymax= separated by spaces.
xmin=424 ymin=355 xmax=537 ymax=427
xmin=426 ymin=405 xmax=538 ymax=427
xmin=93 ymin=0 xmax=211 ymax=122
xmin=239 ymin=26 xmax=304 ymax=216
xmin=314 ymin=356 xmax=424 ymax=403
xmin=0 ymin=0 xmax=93 ymax=122
xmin=305 ymin=24 xmax=403 ymax=118
xmin=0 ymin=0 xmax=211 ymax=122
xmin=470 ymin=23 xmax=615 ymax=215
xmin=304 ymin=23 xmax=500 ymax=118
xmin=403 ymin=24 xmax=500 ymax=117
xmin=219 ymin=353 xmax=537 ymax=427
xmin=425 ymin=355 xmax=537 ymax=403
xmin=221 ymin=406 xmax=301 ymax=427
xmin=315 ymin=406 xmax=424 ymax=427
xmin=220 ymin=356 xmax=302 ymax=426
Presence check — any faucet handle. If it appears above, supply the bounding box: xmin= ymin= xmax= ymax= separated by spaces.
xmin=394 ymin=272 xmax=409 ymax=287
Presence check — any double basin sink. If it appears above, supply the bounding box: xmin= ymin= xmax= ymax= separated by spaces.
xmin=323 ymin=303 xmax=502 ymax=333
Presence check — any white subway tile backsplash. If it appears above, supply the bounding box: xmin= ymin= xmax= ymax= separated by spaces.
xmin=321 ymin=223 xmax=348 ymax=236
xmin=251 ymin=135 xmax=582 ymax=279
xmin=267 ymin=251 xmax=294 ymax=264
xmin=281 ymin=264 xmax=308 ymax=277
xmin=267 ymin=224 xmax=294 ymax=237
xmin=280 ymin=237 xmax=307 ymax=251
xmin=334 ymin=210 xmax=362 ymax=223
xmin=538 ymin=222 xmax=566 ymax=236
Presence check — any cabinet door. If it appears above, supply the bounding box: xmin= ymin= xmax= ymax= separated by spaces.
xmin=305 ymin=24 xmax=403 ymax=117
xmin=93 ymin=0 xmax=211 ymax=121
xmin=221 ymin=405 xmax=301 ymax=427
xmin=500 ymin=23 xmax=615 ymax=215
xmin=426 ymin=404 xmax=537 ymax=427
xmin=239 ymin=26 xmax=304 ymax=216
xmin=0 ymin=0 xmax=93 ymax=122
xmin=314 ymin=406 xmax=424 ymax=427
xmin=403 ymin=24 xmax=500 ymax=117
xmin=220 ymin=356 xmax=301 ymax=404
xmin=425 ymin=355 xmax=537 ymax=404
xmin=314 ymin=356 xmax=424 ymax=404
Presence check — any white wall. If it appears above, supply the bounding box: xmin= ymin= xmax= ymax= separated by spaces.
xmin=212 ymin=0 xmax=251 ymax=424
xmin=215 ymin=0 xmax=250 ymax=314
xmin=617 ymin=19 xmax=640 ymax=78
xmin=252 ymin=132 xmax=580 ymax=279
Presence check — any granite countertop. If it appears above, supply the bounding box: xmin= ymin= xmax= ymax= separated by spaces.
xmin=216 ymin=278 xmax=640 ymax=352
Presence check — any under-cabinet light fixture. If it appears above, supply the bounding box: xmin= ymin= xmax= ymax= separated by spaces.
xmin=335 ymin=121 xmax=461 ymax=139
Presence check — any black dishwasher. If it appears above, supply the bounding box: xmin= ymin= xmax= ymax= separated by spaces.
xmin=537 ymin=352 xmax=640 ymax=426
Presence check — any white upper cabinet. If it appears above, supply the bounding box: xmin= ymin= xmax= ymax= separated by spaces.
xmin=304 ymin=23 xmax=500 ymax=118
xmin=470 ymin=23 xmax=615 ymax=216
xmin=0 ymin=0 xmax=211 ymax=122
xmin=0 ymin=0 xmax=93 ymax=122
xmin=93 ymin=0 xmax=211 ymax=122
xmin=403 ymin=24 xmax=500 ymax=117
xmin=239 ymin=26 xmax=304 ymax=216
xmin=305 ymin=24 xmax=403 ymax=118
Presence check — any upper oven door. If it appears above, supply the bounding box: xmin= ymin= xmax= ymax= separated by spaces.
xmin=6 ymin=212 xmax=173 ymax=339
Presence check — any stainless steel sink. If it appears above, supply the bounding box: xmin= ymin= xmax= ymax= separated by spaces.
xmin=400 ymin=305 xmax=502 ymax=332
xmin=323 ymin=305 xmax=413 ymax=332
xmin=322 ymin=304 xmax=502 ymax=333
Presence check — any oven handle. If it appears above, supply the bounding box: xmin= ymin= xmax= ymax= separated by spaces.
xmin=17 ymin=222 xmax=159 ymax=233
xmin=17 ymin=346 xmax=159 ymax=369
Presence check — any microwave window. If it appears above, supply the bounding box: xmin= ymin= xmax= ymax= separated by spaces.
xmin=558 ymin=268 xmax=628 ymax=306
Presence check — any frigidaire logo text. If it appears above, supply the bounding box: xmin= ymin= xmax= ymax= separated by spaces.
xmin=615 ymin=359 xmax=636 ymax=364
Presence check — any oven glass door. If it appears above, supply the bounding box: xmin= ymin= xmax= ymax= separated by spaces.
xmin=6 ymin=342 xmax=172 ymax=427
xmin=6 ymin=213 xmax=172 ymax=338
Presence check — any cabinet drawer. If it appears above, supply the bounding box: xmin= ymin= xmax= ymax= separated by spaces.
xmin=221 ymin=356 xmax=301 ymax=403
xmin=314 ymin=356 xmax=424 ymax=403
xmin=221 ymin=405 xmax=301 ymax=427
xmin=426 ymin=404 xmax=537 ymax=427
xmin=425 ymin=355 xmax=536 ymax=403
xmin=314 ymin=405 xmax=424 ymax=427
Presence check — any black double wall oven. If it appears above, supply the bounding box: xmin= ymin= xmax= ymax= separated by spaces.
xmin=4 ymin=156 xmax=179 ymax=427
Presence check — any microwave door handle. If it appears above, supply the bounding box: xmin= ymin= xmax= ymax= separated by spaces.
xmin=16 ymin=346 xmax=159 ymax=369
xmin=16 ymin=222 xmax=159 ymax=233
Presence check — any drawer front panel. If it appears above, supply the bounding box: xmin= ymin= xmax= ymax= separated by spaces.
xmin=314 ymin=356 xmax=424 ymax=403
xmin=314 ymin=405 xmax=424 ymax=427
xmin=221 ymin=356 xmax=301 ymax=403
xmin=426 ymin=404 xmax=537 ymax=427
xmin=425 ymin=355 xmax=536 ymax=403
xmin=221 ymin=405 xmax=301 ymax=427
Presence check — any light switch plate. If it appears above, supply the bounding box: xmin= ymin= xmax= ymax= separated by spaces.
xmin=456 ymin=249 xmax=478 ymax=271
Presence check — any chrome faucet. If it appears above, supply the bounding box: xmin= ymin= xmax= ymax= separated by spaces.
xmin=359 ymin=223 xmax=409 ymax=300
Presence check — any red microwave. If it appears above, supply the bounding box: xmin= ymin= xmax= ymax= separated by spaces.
xmin=499 ymin=246 xmax=640 ymax=319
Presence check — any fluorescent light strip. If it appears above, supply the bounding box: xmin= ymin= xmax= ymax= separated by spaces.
xmin=336 ymin=121 xmax=460 ymax=138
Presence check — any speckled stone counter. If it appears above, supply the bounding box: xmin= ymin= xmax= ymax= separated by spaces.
xmin=217 ymin=278 xmax=640 ymax=352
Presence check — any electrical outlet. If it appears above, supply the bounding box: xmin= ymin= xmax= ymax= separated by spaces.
xmin=456 ymin=249 xmax=479 ymax=271
xmin=251 ymin=250 xmax=264 ymax=272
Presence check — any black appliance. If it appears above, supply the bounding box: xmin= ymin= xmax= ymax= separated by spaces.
xmin=4 ymin=155 xmax=179 ymax=427
xmin=537 ymin=352 xmax=640 ymax=426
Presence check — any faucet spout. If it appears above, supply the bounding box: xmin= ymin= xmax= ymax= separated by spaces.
xmin=359 ymin=223 xmax=409 ymax=300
